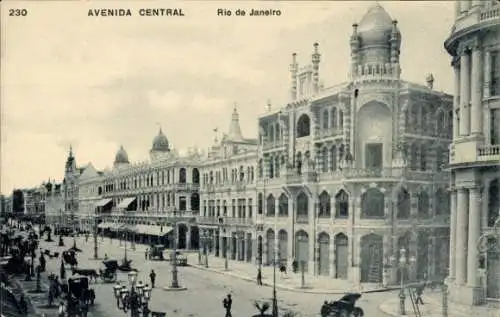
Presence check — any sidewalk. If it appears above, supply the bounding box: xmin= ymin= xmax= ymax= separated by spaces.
xmin=186 ymin=253 xmax=393 ymax=295
xmin=378 ymin=291 xmax=500 ymax=317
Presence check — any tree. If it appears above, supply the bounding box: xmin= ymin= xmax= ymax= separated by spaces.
xmin=12 ymin=189 xmax=24 ymax=214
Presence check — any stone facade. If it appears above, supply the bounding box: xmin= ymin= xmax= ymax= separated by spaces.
xmin=444 ymin=0 xmax=500 ymax=305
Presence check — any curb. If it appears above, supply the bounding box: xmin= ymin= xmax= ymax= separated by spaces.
xmin=189 ymin=264 xmax=370 ymax=295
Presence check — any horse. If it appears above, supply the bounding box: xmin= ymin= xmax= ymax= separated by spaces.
xmin=71 ymin=268 xmax=99 ymax=283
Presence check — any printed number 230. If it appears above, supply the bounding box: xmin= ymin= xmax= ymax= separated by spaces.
xmin=9 ymin=9 xmax=28 ymax=16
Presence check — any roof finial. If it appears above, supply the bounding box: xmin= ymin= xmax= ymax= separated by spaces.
xmin=266 ymin=99 xmax=272 ymax=112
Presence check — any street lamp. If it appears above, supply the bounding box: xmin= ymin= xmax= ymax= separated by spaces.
xmin=389 ymin=248 xmax=416 ymax=316
xmin=113 ymin=272 xmax=152 ymax=317
xmin=203 ymin=230 xmax=209 ymax=268
xmin=93 ymin=208 xmax=99 ymax=259
xmin=272 ymin=239 xmax=279 ymax=317
xmin=164 ymin=210 xmax=186 ymax=291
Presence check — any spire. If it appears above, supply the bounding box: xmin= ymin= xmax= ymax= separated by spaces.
xmin=69 ymin=145 xmax=73 ymax=158
xmin=228 ymin=103 xmax=243 ymax=141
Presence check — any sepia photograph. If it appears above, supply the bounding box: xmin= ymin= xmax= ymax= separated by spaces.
xmin=1 ymin=1 xmax=499 ymax=317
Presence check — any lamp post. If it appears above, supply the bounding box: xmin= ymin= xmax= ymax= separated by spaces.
xmin=389 ymin=248 xmax=416 ymax=316
xmin=93 ymin=209 xmax=99 ymax=259
xmin=113 ymin=271 xmax=152 ymax=317
xmin=272 ymin=237 xmax=279 ymax=317
xmin=164 ymin=209 xmax=186 ymax=291
xmin=203 ymin=230 xmax=209 ymax=268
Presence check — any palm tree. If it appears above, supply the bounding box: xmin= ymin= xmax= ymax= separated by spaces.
xmin=253 ymin=301 xmax=272 ymax=317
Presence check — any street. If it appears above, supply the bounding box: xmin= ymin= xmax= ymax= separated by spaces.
xmin=40 ymin=236 xmax=396 ymax=317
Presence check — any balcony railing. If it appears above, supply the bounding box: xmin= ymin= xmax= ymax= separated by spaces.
xmin=174 ymin=183 xmax=200 ymax=191
xmin=315 ymin=127 xmax=343 ymax=140
xmin=262 ymin=142 xmax=286 ymax=150
xmin=450 ymin=142 xmax=500 ymax=165
xmin=296 ymin=215 xmax=309 ymax=224
xmin=195 ymin=215 xmax=253 ymax=226
xmin=480 ymin=6 xmax=499 ymax=22
xmin=478 ymin=144 xmax=500 ymax=159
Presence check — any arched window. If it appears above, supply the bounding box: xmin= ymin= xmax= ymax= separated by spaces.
xmin=258 ymin=193 xmax=263 ymax=214
xmin=322 ymin=148 xmax=328 ymax=172
xmin=361 ymin=188 xmax=385 ymax=218
xmin=239 ymin=166 xmax=244 ymax=181
xmin=396 ymin=188 xmax=411 ymax=219
xmin=331 ymin=107 xmax=337 ymax=129
xmin=190 ymin=193 xmax=200 ymax=211
xmin=421 ymin=107 xmax=429 ymax=131
xmin=275 ymin=156 xmax=280 ymax=177
xmin=410 ymin=143 xmax=419 ymax=170
xmin=318 ymin=191 xmax=331 ymax=217
xmin=434 ymin=188 xmax=449 ymax=216
xmin=297 ymin=114 xmax=311 ymax=137
xmin=418 ymin=191 xmax=429 ymax=218
xmin=179 ymin=168 xmax=187 ymax=184
xmin=278 ymin=194 xmax=288 ymax=216
xmin=296 ymin=192 xmax=308 ymax=220
xmin=437 ymin=110 xmax=445 ymax=135
xmin=420 ymin=145 xmax=427 ymax=171
xmin=335 ymin=190 xmax=349 ymax=218
xmin=322 ymin=109 xmax=329 ymax=130
xmin=268 ymin=124 xmax=275 ymax=142
xmin=268 ymin=159 xmax=274 ymax=178
xmin=192 ymin=168 xmax=200 ymax=184
xmin=266 ymin=194 xmax=275 ymax=216
xmin=330 ymin=146 xmax=337 ymax=171
xmin=488 ymin=179 xmax=500 ymax=227
xmin=338 ymin=110 xmax=344 ymax=128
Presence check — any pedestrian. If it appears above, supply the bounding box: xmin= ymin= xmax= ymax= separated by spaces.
xmin=415 ymin=285 xmax=424 ymax=305
xmin=256 ymin=268 xmax=262 ymax=286
xmin=18 ymin=294 xmax=28 ymax=315
xmin=292 ymin=259 xmax=298 ymax=273
xmin=222 ymin=294 xmax=232 ymax=317
xmin=58 ymin=301 xmax=66 ymax=317
xmin=145 ymin=248 xmax=149 ymax=260
xmin=149 ymin=270 xmax=156 ymax=288
xmin=85 ymin=234 xmax=89 ymax=243
xmin=320 ymin=300 xmax=329 ymax=317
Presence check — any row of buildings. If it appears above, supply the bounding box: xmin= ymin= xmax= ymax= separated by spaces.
xmin=2 ymin=0 xmax=499 ymax=307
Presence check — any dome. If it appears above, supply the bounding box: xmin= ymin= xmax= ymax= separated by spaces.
xmin=114 ymin=146 xmax=130 ymax=165
xmin=151 ymin=128 xmax=170 ymax=152
xmin=357 ymin=3 xmax=396 ymax=46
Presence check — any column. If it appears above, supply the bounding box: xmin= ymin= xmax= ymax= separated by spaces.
xmin=470 ymin=45 xmax=483 ymax=135
xmin=467 ymin=187 xmax=481 ymax=287
xmin=453 ymin=64 xmax=461 ymax=138
xmin=484 ymin=51 xmax=492 ymax=98
xmin=455 ymin=188 xmax=469 ymax=285
xmin=449 ymin=190 xmax=457 ymax=280
xmin=186 ymin=226 xmax=191 ymax=250
xmin=460 ymin=49 xmax=471 ymax=136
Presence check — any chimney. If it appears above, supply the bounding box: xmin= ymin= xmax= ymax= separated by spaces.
xmin=290 ymin=53 xmax=298 ymax=100
xmin=312 ymin=43 xmax=321 ymax=94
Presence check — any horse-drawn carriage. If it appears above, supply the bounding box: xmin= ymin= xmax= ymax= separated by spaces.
xmin=321 ymin=293 xmax=364 ymax=317
xmin=100 ymin=259 xmax=118 ymax=283
xmin=149 ymin=245 xmax=165 ymax=261
xmin=67 ymin=275 xmax=95 ymax=306
xmin=62 ymin=250 xmax=78 ymax=267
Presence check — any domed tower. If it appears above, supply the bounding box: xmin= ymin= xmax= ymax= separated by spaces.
xmin=114 ymin=145 xmax=130 ymax=168
xmin=350 ymin=3 xmax=401 ymax=80
xmin=150 ymin=128 xmax=170 ymax=161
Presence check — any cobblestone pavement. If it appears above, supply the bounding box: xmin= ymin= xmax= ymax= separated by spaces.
xmin=39 ymin=236 xmax=399 ymax=317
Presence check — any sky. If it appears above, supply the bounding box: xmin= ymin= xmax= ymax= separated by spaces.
xmin=0 ymin=1 xmax=455 ymax=195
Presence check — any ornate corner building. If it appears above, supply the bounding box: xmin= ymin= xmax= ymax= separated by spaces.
xmin=444 ymin=0 xmax=500 ymax=305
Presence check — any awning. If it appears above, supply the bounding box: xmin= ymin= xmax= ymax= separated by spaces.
xmin=97 ymin=222 xmax=112 ymax=229
xmin=117 ymin=197 xmax=136 ymax=209
xmin=95 ymin=199 xmax=112 ymax=207
xmin=135 ymin=225 xmax=173 ymax=236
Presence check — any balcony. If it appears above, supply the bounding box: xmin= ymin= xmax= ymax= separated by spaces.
xmin=284 ymin=170 xmax=317 ymax=185
xmin=174 ymin=183 xmax=200 ymax=192
xmin=315 ymin=128 xmax=343 ymax=140
xmin=319 ymin=167 xmax=449 ymax=182
xmin=234 ymin=182 xmax=246 ymax=192
xmin=450 ymin=141 xmax=500 ymax=167
xmin=296 ymin=215 xmax=309 ymax=224
xmin=262 ymin=141 xmax=286 ymax=150
xmin=480 ymin=6 xmax=499 ymax=23
xmin=352 ymin=63 xmax=397 ymax=82
xmin=195 ymin=216 xmax=253 ymax=226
